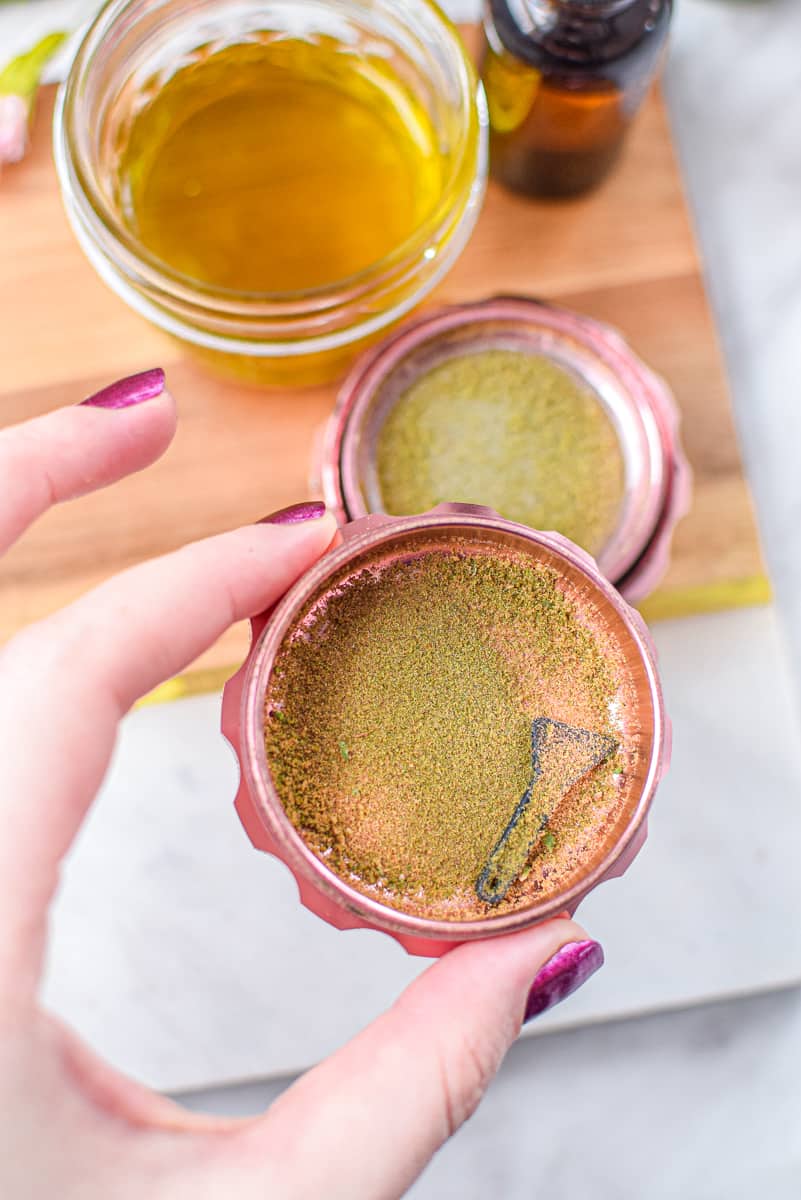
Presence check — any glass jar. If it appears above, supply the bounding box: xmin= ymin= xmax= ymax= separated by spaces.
xmin=480 ymin=0 xmax=672 ymax=197
xmin=54 ymin=0 xmax=487 ymax=387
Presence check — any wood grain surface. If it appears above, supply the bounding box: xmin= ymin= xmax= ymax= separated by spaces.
xmin=0 ymin=73 xmax=769 ymax=701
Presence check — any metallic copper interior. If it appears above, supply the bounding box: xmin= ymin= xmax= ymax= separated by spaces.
xmin=241 ymin=507 xmax=666 ymax=943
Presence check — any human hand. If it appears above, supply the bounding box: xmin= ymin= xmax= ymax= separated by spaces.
xmin=0 ymin=369 xmax=603 ymax=1199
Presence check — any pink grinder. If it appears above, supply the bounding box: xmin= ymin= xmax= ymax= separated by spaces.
xmin=319 ymin=297 xmax=692 ymax=604
xmin=222 ymin=505 xmax=670 ymax=957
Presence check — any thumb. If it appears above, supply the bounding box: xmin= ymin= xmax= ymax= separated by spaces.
xmin=238 ymin=919 xmax=603 ymax=1200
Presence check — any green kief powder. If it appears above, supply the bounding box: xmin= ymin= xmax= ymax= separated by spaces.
xmin=264 ymin=544 xmax=633 ymax=921
xmin=375 ymin=350 xmax=626 ymax=557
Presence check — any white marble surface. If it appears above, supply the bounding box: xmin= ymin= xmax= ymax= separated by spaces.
xmin=40 ymin=605 xmax=801 ymax=1092
xmin=180 ymin=988 xmax=801 ymax=1200
xmin=5 ymin=0 xmax=801 ymax=1193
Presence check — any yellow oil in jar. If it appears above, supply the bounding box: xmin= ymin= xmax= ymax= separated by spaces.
xmin=118 ymin=39 xmax=444 ymax=295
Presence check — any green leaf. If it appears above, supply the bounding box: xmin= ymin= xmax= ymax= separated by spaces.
xmin=0 ymin=33 xmax=68 ymax=108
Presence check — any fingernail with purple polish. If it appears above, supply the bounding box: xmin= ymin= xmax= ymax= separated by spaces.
xmin=524 ymin=940 xmax=604 ymax=1023
xmin=81 ymin=368 xmax=165 ymax=410
xmin=261 ymin=501 xmax=327 ymax=526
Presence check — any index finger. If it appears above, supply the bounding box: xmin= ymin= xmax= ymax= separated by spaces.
xmin=0 ymin=370 xmax=174 ymax=554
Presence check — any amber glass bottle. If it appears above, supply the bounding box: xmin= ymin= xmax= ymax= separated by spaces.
xmin=480 ymin=0 xmax=672 ymax=197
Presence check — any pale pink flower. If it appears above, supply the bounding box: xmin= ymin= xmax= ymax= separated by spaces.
xmin=0 ymin=93 xmax=28 ymax=168
xmin=0 ymin=33 xmax=68 ymax=175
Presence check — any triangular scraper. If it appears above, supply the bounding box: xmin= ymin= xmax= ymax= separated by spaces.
xmin=476 ymin=718 xmax=619 ymax=906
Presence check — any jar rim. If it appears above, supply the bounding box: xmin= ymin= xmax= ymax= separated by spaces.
xmin=58 ymin=0 xmax=485 ymax=318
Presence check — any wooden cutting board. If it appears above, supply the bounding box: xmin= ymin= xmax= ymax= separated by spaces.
xmin=0 ymin=64 xmax=770 ymax=704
